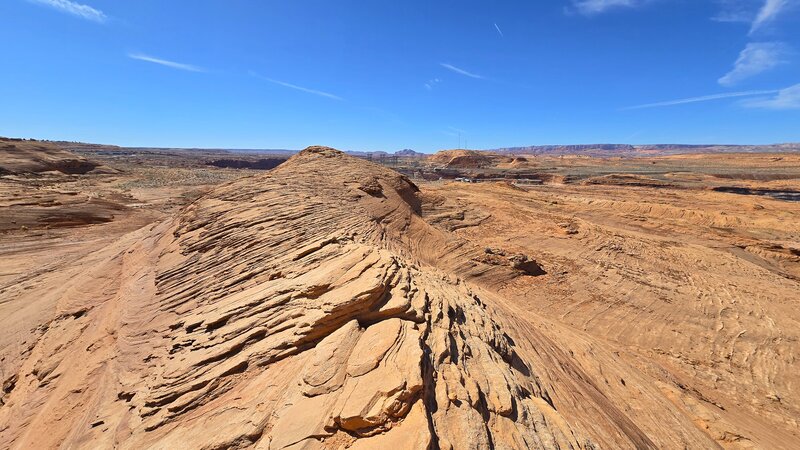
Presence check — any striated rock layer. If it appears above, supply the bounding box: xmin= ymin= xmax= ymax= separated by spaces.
xmin=1 ymin=147 xmax=727 ymax=449
xmin=0 ymin=138 xmax=109 ymax=175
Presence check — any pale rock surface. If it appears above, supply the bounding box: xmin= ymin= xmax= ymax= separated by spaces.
xmin=0 ymin=147 xmax=738 ymax=449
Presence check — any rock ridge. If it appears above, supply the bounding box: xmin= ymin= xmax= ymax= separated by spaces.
xmin=0 ymin=147 xmax=584 ymax=449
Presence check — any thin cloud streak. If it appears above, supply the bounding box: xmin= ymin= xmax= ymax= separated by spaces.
xmin=750 ymin=0 xmax=789 ymax=33
xmin=571 ymin=0 xmax=639 ymax=15
xmin=250 ymin=72 xmax=342 ymax=100
xmin=28 ymin=0 xmax=106 ymax=23
xmin=712 ymin=0 xmax=754 ymax=23
xmin=440 ymin=63 xmax=483 ymax=79
xmin=623 ymin=90 xmax=779 ymax=109
xmin=743 ymin=83 xmax=800 ymax=109
xmin=718 ymin=42 xmax=789 ymax=86
xmin=128 ymin=53 xmax=205 ymax=72
xmin=494 ymin=23 xmax=504 ymax=37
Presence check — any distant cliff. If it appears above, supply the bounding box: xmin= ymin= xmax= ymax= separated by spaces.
xmin=490 ymin=143 xmax=800 ymax=156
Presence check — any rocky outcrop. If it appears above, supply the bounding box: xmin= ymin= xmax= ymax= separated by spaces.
xmin=427 ymin=150 xmax=513 ymax=169
xmin=0 ymin=147 xmax=586 ymax=449
xmin=0 ymin=138 xmax=106 ymax=175
xmin=0 ymin=146 xmax=729 ymax=449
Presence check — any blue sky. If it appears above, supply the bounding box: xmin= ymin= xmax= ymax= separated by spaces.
xmin=1 ymin=0 xmax=798 ymax=152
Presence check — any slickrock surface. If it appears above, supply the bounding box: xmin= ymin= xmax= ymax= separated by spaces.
xmin=0 ymin=138 xmax=109 ymax=175
xmin=0 ymin=138 xmax=128 ymax=232
xmin=0 ymin=147 xmax=570 ymax=449
xmin=1 ymin=147 xmax=797 ymax=449
xmin=423 ymin=178 xmax=800 ymax=449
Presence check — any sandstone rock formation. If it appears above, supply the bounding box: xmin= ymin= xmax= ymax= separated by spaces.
xmin=0 ymin=147 xmax=575 ymax=448
xmin=427 ymin=150 xmax=513 ymax=169
xmin=0 ymin=147 xmax=788 ymax=449
xmin=0 ymin=138 xmax=107 ymax=175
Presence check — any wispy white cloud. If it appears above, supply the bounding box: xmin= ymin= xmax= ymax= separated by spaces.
xmin=570 ymin=0 xmax=640 ymax=15
xmin=711 ymin=0 xmax=755 ymax=23
xmin=750 ymin=0 xmax=789 ymax=33
xmin=128 ymin=53 xmax=205 ymax=72
xmin=719 ymin=42 xmax=790 ymax=86
xmin=249 ymin=71 xmax=342 ymax=100
xmin=742 ymin=83 xmax=800 ymax=109
xmin=494 ymin=23 xmax=504 ymax=38
xmin=424 ymin=78 xmax=441 ymax=90
xmin=571 ymin=0 xmax=790 ymax=27
xmin=623 ymin=89 xmax=779 ymax=109
xmin=28 ymin=0 xmax=106 ymax=23
xmin=440 ymin=63 xmax=483 ymax=79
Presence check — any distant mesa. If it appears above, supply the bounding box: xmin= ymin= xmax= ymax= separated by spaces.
xmin=490 ymin=143 xmax=800 ymax=157
xmin=346 ymin=149 xmax=427 ymax=158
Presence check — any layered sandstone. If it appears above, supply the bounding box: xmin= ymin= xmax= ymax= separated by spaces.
xmin=0 ymin=138 xmax=108 ymax=175
xmin=2 ymin=146 xmax=792 ymax=449
xmin=0 ymin=147 xmax=583 ymax=449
